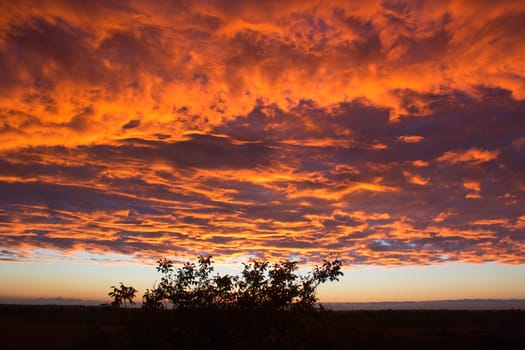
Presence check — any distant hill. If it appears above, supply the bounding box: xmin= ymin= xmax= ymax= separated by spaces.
xmin=324 ymin=299 xmax=525 ymax=310
xmin=0 ymin=296 xmax=104 ymax=306
xmin=2 ymin=297 xmax=525 ymax=310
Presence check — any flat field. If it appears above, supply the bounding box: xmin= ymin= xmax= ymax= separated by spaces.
xmin=1 ymin=305 xmax=524 ymax=349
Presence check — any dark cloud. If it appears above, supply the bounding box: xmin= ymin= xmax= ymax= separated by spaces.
xmin=122 ymin=119 xmax=141 ymax=129
xmin=2 ymin=88 xmax=525 ymax=262
xmin=1 ymin=0 xmax=525 ymax=264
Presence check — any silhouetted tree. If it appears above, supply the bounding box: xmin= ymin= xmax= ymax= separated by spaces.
xmin=108 ymin=284 xmax=122 ymax=307
xmin=237 ymin=259 xmax=270 ymax=308
xmin=296 ymin=258 xmax=344 ymax=310
xmin=108 ymin=282 xmax=138 ymax=308
xmin=267 ymin=260 xmax=300 ymax=309
xmin=142 ymin=285 xmax=165 ymax=309
xmin=142 ymin=255 xmax=343 ymax=311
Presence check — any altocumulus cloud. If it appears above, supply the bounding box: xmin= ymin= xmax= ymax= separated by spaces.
xmin=0 ymin=0 xmax=524 ymax=264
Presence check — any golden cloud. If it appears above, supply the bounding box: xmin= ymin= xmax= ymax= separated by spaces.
xmin=436 ymin=148 xmax=500 ymax=165
xmin=1 ymin=0 xmax=525 ymax=265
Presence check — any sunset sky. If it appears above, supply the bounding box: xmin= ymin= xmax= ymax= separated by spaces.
xmin=1 ymin=0 xmax=525 ymax=303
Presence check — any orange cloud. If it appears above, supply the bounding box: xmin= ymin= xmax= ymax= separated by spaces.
xmin=463 ymin=180 xmax=480 ymax=192
xmin=398 ymin=135 xmax=424 ymax=143
xmin=433 ymin=210 xmax=456 ymax=223
xmin=403 ymin=171 xmax=430 ymax=186
xmin=1 ymin=0 xmax=525 ymax=267
xmin=411 ymin=160 xmax=429 ymax=167
xmin=436 ymin=148 xmax=500 ymax=165
xmin=1 ymin=1 xmax=525 ymax=149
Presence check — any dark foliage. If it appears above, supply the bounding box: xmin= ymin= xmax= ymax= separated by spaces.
xmin=141 ymin=255 xmax=343 ymax=311
xmin=108 ymin=282 xmax=137 ymax=308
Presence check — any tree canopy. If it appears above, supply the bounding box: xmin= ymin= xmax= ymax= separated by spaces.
xmin=140 ymin=255 xmax=343 ymax=311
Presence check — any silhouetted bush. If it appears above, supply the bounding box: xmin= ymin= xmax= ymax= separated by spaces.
xmin=108 ymin=282 xmax=137 ymax=308
xmin=141 ymin=255 xmax=343 ymax=311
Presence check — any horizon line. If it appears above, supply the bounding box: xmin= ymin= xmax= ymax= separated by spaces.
xmin=1 ymin=297 xmax=525 ymax=310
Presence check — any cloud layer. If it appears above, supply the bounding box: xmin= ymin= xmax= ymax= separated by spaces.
xmin=1 ymin=0 xmax=524 ymax=264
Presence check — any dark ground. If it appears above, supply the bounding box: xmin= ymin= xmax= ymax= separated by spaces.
xmin=1 ymin=305 xmax=524 ymax=349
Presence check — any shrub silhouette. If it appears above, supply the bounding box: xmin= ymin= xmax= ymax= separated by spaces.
xmin=108 ymin=282 xmax=138 ymax=308
xmin=141 ymin=255 xmax=343 ymax=310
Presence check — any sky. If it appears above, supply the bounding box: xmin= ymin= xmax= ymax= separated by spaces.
xmin=1 ymin=0 xmax=525 ymax=304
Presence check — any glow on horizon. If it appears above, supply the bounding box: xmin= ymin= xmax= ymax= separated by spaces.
xmin=1 ymin=259 xmax=525 ymax=303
